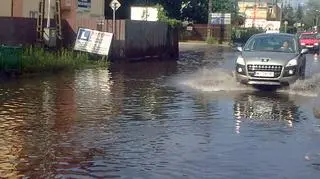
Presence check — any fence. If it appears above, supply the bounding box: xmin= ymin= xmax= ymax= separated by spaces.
xmin=180 ymin=24 xmax=231 ymax=42
xmin=0 ymin=17 xmax=179 ymax=61
xmin=66 ymin=19 xmax=179 ymax=60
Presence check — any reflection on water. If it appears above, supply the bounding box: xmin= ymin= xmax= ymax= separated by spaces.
xmin=0 ymin=59 xmax=180 ymax=178
xmin=0 ymin=70 xmax=115 ymax=178
xmin=0 ymin=45 xmax=320 ymax=178
xmin=233 ymin=92 xmax=302 ymax=133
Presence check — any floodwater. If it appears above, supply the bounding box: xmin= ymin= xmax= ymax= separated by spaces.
xmin=1 ymin=43 xmax=320 ymax=178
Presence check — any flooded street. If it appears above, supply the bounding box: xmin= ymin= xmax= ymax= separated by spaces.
xmin=1 ymin=43 xmax=320 ymax=178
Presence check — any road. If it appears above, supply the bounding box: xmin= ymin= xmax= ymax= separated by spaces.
xmin=0 ymin=43 xmax=319 ymax=178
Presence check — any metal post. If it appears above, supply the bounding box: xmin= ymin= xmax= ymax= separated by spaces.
xmin=284 ymin=21 xmax=288 ymax=33
xmin=113 ymin=3 xmax=116 ymax=34
xmin=207 ymin=0 xmax=213 ymax=40
xmin=47 ymin=0 xmax=51 ymax=28
xmin=279 ymin=1 xmax=283 ymax=28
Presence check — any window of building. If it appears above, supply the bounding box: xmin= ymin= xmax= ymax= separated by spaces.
xmin=29 ymin=11 xmax=38 ymax=18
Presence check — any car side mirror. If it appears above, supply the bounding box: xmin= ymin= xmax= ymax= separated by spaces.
xmin=300 ymin=48 xmax=308 ymax=54
xmin=237 ymin=46 xmax=243 ymax=52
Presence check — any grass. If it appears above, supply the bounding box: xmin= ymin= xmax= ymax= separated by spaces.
xmin=206 ymin=36 xmax=218 ymax=44
xmin=17 ymin=47 xmax=109 ymax=74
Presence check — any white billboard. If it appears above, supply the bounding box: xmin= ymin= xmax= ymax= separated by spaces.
xmin=210 ymin=13 xmax=231 ymax=25
xmin=130 ymin=6 xmax=158 ymax=21
xmin=244 ymin=19 xmax=280 ymax=30
xmin=74 ymin=28 xmax=113 ymax=56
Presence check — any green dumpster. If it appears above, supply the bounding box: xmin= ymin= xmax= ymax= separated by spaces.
xmin=0 ymin=45 xmax=23 ymax=72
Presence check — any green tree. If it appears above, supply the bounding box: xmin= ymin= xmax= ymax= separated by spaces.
xmin=181 ymin=0 xmax=208 ymax=23
xmin=302 ymin=0 xmax=320 ymax=29
xmin=281 ymin=4 xmax=295 ymax=26
xmin=180 ymin=0 xmax=240 ymax=24
xmin=295 ymin=4 xmax=303 ymax=22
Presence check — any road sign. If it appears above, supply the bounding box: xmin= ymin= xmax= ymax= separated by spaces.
xmin=209 ymin=13 xmax=231 ymax=25
xmin=74 ymin=28 xmax=113 ymax=56
xmin=110 ymin=0 xmax=121 ymax=11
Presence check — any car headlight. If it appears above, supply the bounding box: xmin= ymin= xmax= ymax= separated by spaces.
xmin=236 ymin=56 xmax=245 ymax=65
xmin=286 ymin=59 xmax=297 ymax=67
xmin=315 ymin=43 xmax=319 ymax=46
xmin=301 ymin=43 xmax=305 ymax=45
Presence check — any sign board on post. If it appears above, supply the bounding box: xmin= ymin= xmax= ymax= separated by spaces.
xmin=74 ymin=28 xmax=113 ymax=56
xmin=210 ymin=13 xmax=231 ymax=25
xmin=109 ymin=0 xmax=121 ymax=11
xmin=78 ymin=0 xmax=91 ymax=11
xmin=109 ymin=0 xmax=121 ymax=33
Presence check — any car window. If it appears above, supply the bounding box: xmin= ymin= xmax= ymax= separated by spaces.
xmin=244 ymin=35 xmax=297 ymax=53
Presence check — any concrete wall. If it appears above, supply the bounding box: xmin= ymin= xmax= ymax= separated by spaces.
xmin=0 ymin=0 xmax=12 ymax=17
xmin=22 ymin=0 xmax=39 ymax=18
xmin=12 ymin=0 xmax=23 ymax=17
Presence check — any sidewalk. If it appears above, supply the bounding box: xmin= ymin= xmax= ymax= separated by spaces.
xmin=179 ymin=41 xmax=231 ymax=47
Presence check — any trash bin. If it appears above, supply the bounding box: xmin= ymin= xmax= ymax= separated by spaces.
xmin=0 ymin=45 xmax=23 ymax=72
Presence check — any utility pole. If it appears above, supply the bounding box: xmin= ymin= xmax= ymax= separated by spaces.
xmin=207 ymin=0 xmax=213 ymax=40
xmin=47 ymin=0 xmax=51 ymax=28
xmin=253 ymin=0 xmax=257 ymax=28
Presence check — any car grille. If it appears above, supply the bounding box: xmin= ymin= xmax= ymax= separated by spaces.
xmin=247 ymin=64 xmax=283 ymax=78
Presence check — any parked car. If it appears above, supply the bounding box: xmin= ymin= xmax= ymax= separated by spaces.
xmin=299 ymin=32 xmax=320 ymax=53
xmin=235 ymin=33 xmax=308 ymax=87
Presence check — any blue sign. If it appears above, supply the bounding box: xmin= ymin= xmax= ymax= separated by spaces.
xmin=77 ymin=28 xmax=91 ymax=41
xmin=78 ymin=0 xmax=91 ymax=10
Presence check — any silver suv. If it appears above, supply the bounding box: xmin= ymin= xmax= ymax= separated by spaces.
xmin=235 ymin=33 xmax=308 ymax=86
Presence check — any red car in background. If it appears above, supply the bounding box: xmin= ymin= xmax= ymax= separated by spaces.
xmin=299 ymin=32 xmax=320 ymax=53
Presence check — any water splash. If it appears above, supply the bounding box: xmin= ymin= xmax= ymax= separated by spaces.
xmin=278 ymin=73 xmax=320 ymax=97
xmin=173 ymin=68 xmax=254 ymax=92
xmin=173 ymin=67 xmax=320 ymax=96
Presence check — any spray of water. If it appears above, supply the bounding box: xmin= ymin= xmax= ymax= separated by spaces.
xmin=173 ymin=67 xmax=320 ymax=97
xmin=173 ymin=68 xmax=255 ymax=92
xmin=278 ymin=73 xmax=320 ymax=97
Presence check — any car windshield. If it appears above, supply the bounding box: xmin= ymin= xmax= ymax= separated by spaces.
xmin=244 ymin=35 xmax=297 ymax=53
xmin=300 ymin=34 xmax=317 ymax=39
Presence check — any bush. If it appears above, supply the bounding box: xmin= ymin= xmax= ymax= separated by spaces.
xmin=206 ymin=36 xmax=218 ymax=44
xmin=156 ymin=4 xmax=182 ymax=27
xmin=231 ymin=27 xmax=265 ymax=44
xmin=20 ymin=47 xmax=108 ymax=74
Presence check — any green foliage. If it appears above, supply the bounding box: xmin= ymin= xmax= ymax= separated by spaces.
xmin=282 ymin=4 xmax=295 ymax=26
xmin=231 ymin=27 xmax=265 ymax=44
xmin=206 ymin=36 xmax=218 ymax=44
xmin=20 ymin=47 xmax=108 ymax=74
xmin=295 ymin=4 xmax=304 ymax=22
xmin=180 ymin=0 xmax=240 ymax=25
xmin=156 ymin=4 xmax=182 ymax=27
xmin=181 ymin=0 xmax=208 ymax=23
xmin=302 ymin=0 xmax=320 ymax=29
xmin=279 ymin=26 xmax=297 ymax=34
xmin=157 ymin=0 xmax=183 ymax=20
